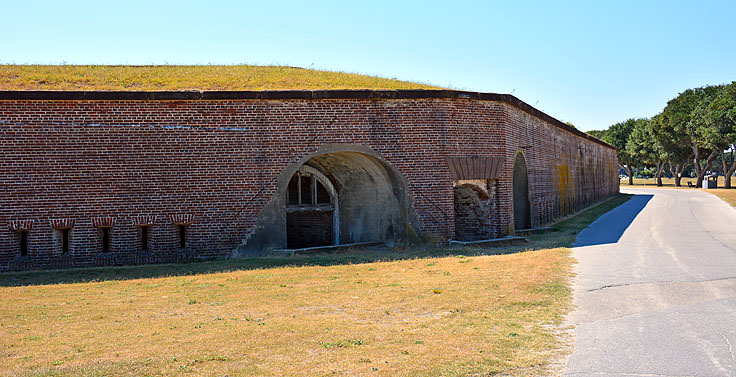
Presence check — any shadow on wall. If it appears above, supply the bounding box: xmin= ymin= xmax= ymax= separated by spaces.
xmin=573 ymin=194 xmax=653 ymax=247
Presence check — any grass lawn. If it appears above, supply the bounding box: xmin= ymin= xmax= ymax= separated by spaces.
xmin=0 ymin=65 xmax=442 ymax=91
xmin=621 ymin=177 xmax=736 ymax=208
xmin=708 ymin=189 xmax=736 ymax=207
xmin=621 ymin=176 xmax=718 ymax=187
xmin=0 ymin=195 xmax=631 ymax=377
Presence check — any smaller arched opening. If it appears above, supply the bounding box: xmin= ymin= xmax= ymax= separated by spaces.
xmin=513 ymin=152 xmax=532 ymax=230
xmin=285 ymin=166 xmax=338 ymax=249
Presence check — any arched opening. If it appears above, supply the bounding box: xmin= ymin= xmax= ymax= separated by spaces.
xmin=513 ymin=152 xmax=531 ymax=230
xmin=285 ymin=165 xmax=338 ymax=248
xmin=286 ymin=152 xmax=409 ymax=248
xmin=239 ymin=146 xmax=421 ymax=254
xmin=453 ymin=182 xmax=492 ymax=241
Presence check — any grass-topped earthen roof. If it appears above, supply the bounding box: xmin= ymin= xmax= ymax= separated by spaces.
xmin=0 ymin=65 xmax=442 ymax=91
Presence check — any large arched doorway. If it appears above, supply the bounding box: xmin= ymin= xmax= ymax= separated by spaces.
xmin=513 ymin=152 xmax=531 ymax=230
xmin=286 ymin=151 xmax=409 ymax=248
xmin=239 ymin=146 xmax=421 ymax=254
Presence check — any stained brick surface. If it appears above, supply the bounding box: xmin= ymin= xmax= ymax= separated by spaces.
xmin=0 ymin=91 xmax=618 ymax=270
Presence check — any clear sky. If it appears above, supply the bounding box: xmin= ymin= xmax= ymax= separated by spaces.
xmin=2 ymin=0 xmax=735 ymax=131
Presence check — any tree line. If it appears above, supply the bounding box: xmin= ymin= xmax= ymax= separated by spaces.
xmin=589 ymin=82 xmax=736 ymax=188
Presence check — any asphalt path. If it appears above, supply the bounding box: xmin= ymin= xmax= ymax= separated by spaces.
xmin=563 ymin=187 xmax=736 ymax=377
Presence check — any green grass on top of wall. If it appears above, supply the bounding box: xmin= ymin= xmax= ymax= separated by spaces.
xmin=0 ymin=65 xmax=443 ymax=91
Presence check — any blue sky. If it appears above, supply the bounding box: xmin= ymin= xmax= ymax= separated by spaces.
xmin=2 ymin=0 xmax=735 ymax=131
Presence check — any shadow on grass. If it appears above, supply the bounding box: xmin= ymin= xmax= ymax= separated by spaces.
xmin=0 ymin=194 xmax=633 ymax=287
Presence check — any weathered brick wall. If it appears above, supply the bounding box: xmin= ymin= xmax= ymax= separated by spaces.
xmin=0 ymin=91 xmax=618 ymax=270
xmin=502 ymin=104 xmax=620 ymax=230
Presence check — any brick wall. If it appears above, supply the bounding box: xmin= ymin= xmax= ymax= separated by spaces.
xmin=0 ymin=90 xmax=618 ymax=270
xmin=286 ymin=211 xmax=334 ymax=248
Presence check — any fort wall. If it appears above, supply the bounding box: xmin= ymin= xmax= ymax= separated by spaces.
xmin=0 ymin=90 xmax=618 ymax=270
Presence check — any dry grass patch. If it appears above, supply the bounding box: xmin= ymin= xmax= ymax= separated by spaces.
xmin=0 ymin=195 xmax=634 ymax=376
xmin=0 ymin=65 xmax=442 ymax=91
xmin=707 ymin=189 xmax=736 ymax=207
xmin=0 ymin=249 xmax=572 ymax=376
xmin=621 ymin=177 xmax=714 ymax=187
xmin=621 ymin=176 xmax=736 ymax=188
xmin=622 ymin=177 xmax=736 ymax=208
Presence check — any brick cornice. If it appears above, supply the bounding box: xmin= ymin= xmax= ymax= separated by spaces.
xmin=0 ymin=89 xmax=613 ymax=150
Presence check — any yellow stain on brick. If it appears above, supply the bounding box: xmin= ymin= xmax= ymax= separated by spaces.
xmin=554 ymin=161 xmax=573 ymax=216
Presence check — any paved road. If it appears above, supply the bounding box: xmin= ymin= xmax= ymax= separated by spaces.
xmin=563 ymin=187 xmax=736 ymax=377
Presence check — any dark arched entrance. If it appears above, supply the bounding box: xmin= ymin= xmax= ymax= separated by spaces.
xmin=513 ymin=152 xmax=531 ymax=230
xmin=285 ymin=152 xmax=411 ymax=248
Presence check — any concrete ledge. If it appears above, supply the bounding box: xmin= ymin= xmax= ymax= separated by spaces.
xmin=515 ymin=226 xmax=555 ymax=236
xmin=448 ymin=236 xmax=526 ymax=247
xmin=273 ymin=241 xmax=383 ymax=255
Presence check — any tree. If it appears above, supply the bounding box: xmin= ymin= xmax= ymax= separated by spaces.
xmin=660 ymin=85 xmax=723 ymax=187
xmin=703 ymin=82 xmax=736 ymax=188
xmin=719 ymin=147 xmax=735 ymax=188
xmin=603 ymin=119 xmax=637 ymax=185
xmin=652 ymin=112 xmax=691 ymax=187
xmin=626 ymin=118 xmax=667 ymax=186
xmin=586 ymin=129 xmax=608 ymax=141
xmin=687 ymin=84 xmax=729 ymax=187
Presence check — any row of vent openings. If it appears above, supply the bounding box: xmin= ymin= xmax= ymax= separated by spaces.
xmin=12 ymin=224 xmax=189 ymax=256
